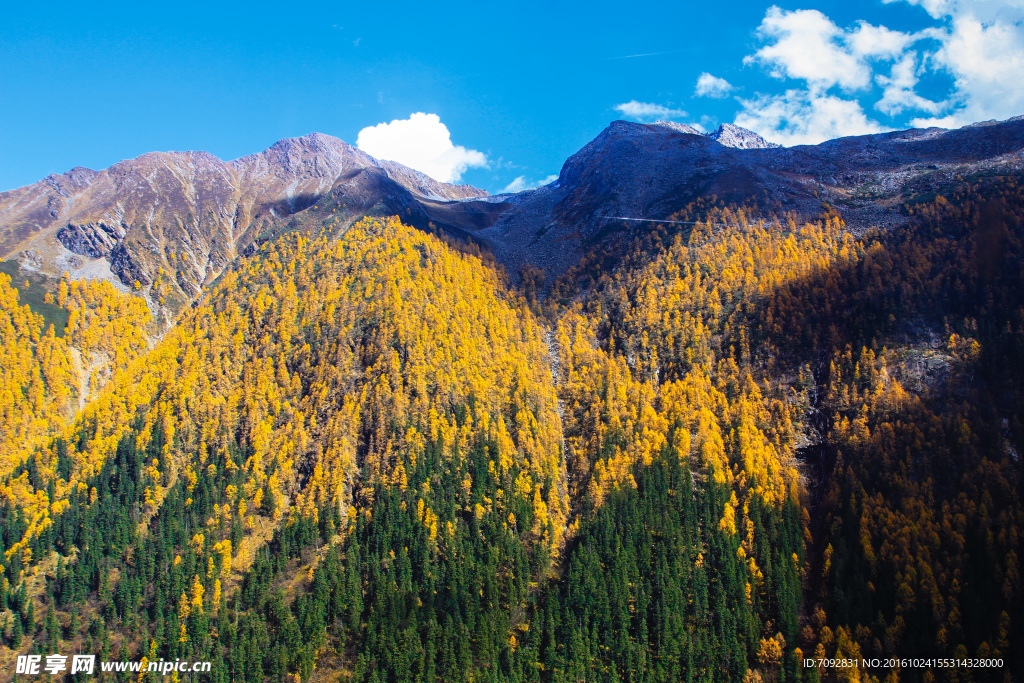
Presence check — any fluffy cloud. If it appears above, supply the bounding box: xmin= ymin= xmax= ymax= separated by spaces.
xmin=614 ymin=100 xmax=687 ymax=120
xmin=922 ymin=7 xmax=1024 ymax=126
xmin=908 ymin=114 xmax=962 ymax=129
xmin=735 ymin=90 xmax=887 ymax=146
xmin=731 ymin=1 xmax=1024 ymax=145
xmin=356 ymin=113 xmax=487 ymax=183
xmin=875 ymin=54 xmax=945 ymax=116
xmin=746 ymin=8 xmax=917 ymax=90
xmin=736 ymin=1 xmax=1024 ymax=143
xmin=745 ymin=8 xmax=871 ymax=91
xmin=502 ymin=174 xmax=559 ymax=194
xmin=882 ymin=0 xmax=1024 ymax=30
xmin=846 ymin=22 xmax=916 ymax=60
xmin=736 ymin=7 xmax=914 ymax=144
xmin=695 ymin=73 xmax=734 ymax=98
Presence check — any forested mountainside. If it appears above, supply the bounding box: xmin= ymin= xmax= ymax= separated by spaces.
xmin=0 ymin=121 xmax=1022 ymax=683
xmin=0 ymin=274 xmax=150 ymax=481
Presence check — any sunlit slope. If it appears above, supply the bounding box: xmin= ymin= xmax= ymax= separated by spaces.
xmin=0 ymin=274 xmax=150 ymax=482
xmin=0 ymin=274 xmax=77 ymax=480
xmin=2 ymin=216 xmax=568 ymax=563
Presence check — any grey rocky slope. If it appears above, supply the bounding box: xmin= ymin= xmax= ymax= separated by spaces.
xmin=0 ymin=133 xmax=484 ymax=322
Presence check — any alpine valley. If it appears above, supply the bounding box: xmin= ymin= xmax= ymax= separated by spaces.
xmin=0 ymin=117 xmax=1021 ymax=683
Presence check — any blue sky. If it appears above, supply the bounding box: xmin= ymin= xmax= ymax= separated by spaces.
xmin=2 ymin=0 xmax=1022 ymax=193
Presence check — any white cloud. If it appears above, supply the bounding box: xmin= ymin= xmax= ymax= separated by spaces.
xmin=873 ymin=1 xmax=1024 ymax=126
xmin=695 ymin=73 xmax=734 ymax=98
xmin=847 ymin=21 xmax=915 ymax=59
xmin=735 ymin=90 xmax=888 ymax=146
xmin=614 ymin=100 xmax=687 ymax=120
xmin=882 ymin=0 xmax=952 ymax=20
xmin=928 ymin=11 xmax=1024 ymax=126
xmin=502 ymin=174 xmax=559 ymax=193
xmin=745 ymin=8 xmax=873 ymax=91
xmin=908 ymin=114 xmax=963 ymax=128
xmin=746 ymin=9 xmax=918 ymax=89
xmin=723 ymin=0 xmax=1024 ymax=145
xmin=502 ymin=177 xmax=530 ymax=193
xmin=736 ymin=7 xmax=915 ymax=143
xmin=875 ymin=54 xmax=945 ymax=116
xmin=356 ymin=112 xmax=487 ymax=183
xmin=883 ymin=0 xmax=1024 ymax=28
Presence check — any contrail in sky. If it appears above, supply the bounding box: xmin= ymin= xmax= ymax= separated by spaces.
xmin=606 ymin=49 xmax=686 ymax=60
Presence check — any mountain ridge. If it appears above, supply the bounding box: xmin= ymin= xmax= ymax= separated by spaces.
xmin=462 ymin=115 xmax=1024 ymax=279
xmin=0 ymin=133 xmax=486 ymax=323
xmin=3 ymin=116 xmax=1024 ymax=317
xmin=649 ymin=120 xmax=780 ymax=149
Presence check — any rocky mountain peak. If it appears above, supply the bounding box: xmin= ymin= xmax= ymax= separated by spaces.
xmin=43 ymin=167 xmax=99 ymax=197
xmin=708 ymin=123 xmax=781 ymax=149
xmin=471 ymin=115 xmax=1024 ymax=288
xmin=243 ymin=132 xmax=356 ymax=179
xmin=595 ymin=119 xmax=779 ymax=150
xmin=0 ymin=132 xmax=489 ymax=323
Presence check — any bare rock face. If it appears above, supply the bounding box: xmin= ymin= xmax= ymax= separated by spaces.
xmin=56 ymin=222 xmax=127 ymax=258
xmin=110 ymin=240 xmax=152 ymax=288
xmin=0 ymin=133 xmax=487 ymax=322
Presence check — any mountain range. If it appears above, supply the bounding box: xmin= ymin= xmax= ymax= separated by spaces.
xmin=5 ymin=117 xmax=1023 ymax=322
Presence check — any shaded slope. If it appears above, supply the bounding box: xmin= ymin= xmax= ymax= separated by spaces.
xmin=468 ymin=117 xmax=1024 ymax=280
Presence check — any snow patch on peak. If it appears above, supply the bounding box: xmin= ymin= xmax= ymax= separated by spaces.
xmin=708 ymin=124 xmax=781 ymax=149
